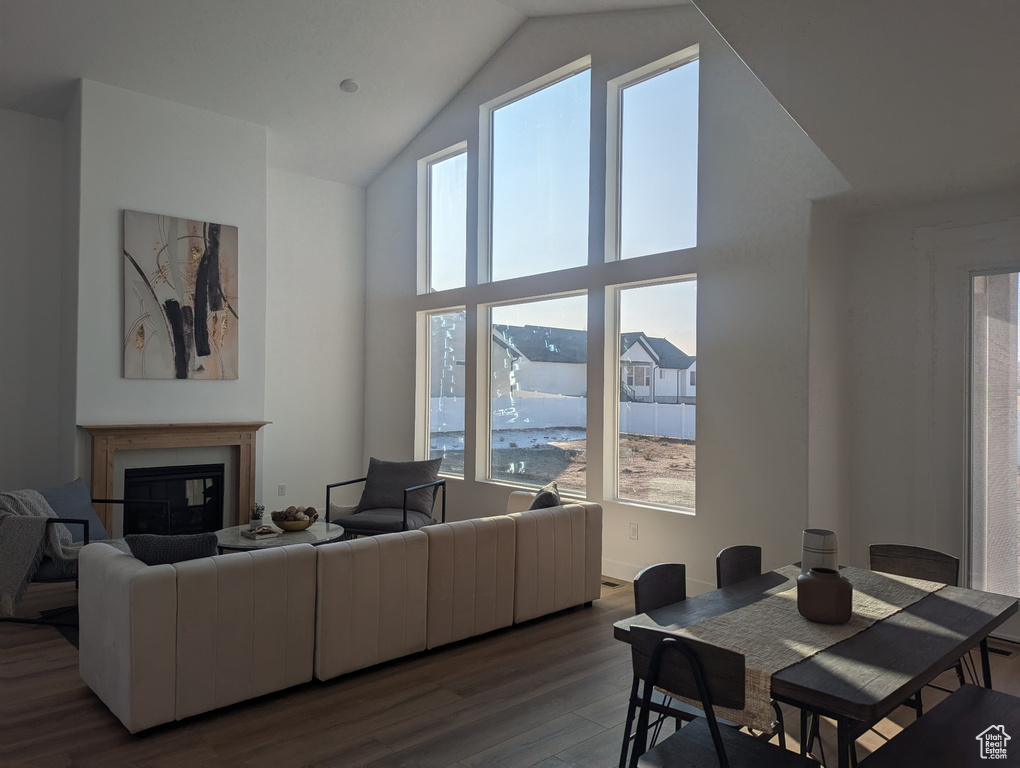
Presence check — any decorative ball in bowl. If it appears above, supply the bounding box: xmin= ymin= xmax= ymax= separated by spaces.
xmin=271 ymin=506 xmax=319 ymax=531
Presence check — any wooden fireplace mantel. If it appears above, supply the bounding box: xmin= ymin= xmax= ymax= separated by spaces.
xmin=80 ymin=422 xmax=270 ymax=535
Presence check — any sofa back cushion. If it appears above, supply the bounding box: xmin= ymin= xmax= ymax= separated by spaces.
xmin=509 ymin=502 xmax=603 ymax=623
xmin=424 ymin=516 xmax=516 ymax=649
xmin=173 ymin=544 xmax=316 ymax=720
xmin=314 ymin=530 xmax=428 ymax=681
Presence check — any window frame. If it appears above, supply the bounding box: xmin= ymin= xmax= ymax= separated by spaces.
xmin=607 ymin=275 xmax=698 ymax=513
xmin=417 ymin=142 xmax=468 ymax=295
xmin=412 ymin=49 xmax=703 ymax=515
xmin=483 ymin=291 xmax=589 ymax=491
xmin=478 ymin=56 xmax=592 ymax=286
xmin=604 ymin=44 xmax=700 ymax=265
xmin=416 ymin=305 xmax=468 ymax=478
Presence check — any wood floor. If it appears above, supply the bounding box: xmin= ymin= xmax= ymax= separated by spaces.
xmin=3 ymin=580 xmax=1019 ymax=767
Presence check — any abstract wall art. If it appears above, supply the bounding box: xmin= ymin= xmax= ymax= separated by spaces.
xmin=123 ymin=210 xmax=239 ymax=379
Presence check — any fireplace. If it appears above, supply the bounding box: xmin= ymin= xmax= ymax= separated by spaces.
xmin=81 ymin=422 xmax=269 ymax=536
xmin=124 ymin=463 xmax=225 ymax=535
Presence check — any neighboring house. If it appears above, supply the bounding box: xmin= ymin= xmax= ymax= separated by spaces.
xmin=620 ymin=333 xmax=696 ymax=404
xmin=434 ymin=323 xmax=695 ymax=404
xmin=493 ymin=324 xmax=588 ymax=397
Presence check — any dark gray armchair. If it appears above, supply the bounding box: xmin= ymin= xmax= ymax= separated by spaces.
xmin=326 ymin=457 xmax=446 ymax=537
xmin=0 ymin=479 xmax=168 ymax=627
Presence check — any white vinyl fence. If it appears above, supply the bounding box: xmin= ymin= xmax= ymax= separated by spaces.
xmin=431 ymin=396 xmax=696 ymax=440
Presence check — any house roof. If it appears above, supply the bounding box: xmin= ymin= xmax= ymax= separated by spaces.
xmin=494 ymin=325 xmax=587 ymax=364
xmin=644 ymin=337 xmax=695 ymax=370
xmin=497 ymin=325 xmax=694 ymax=368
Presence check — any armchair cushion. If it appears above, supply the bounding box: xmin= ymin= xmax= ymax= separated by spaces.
xmin=341 ymin=509 xmax=437 ymax=534
xmin=355 ymin=457 xmax=442 ymax=516
xmin=39 ymin=478 xmax=109 ymax=542
xmin=125 ymin=533 xmax=219 ymax=566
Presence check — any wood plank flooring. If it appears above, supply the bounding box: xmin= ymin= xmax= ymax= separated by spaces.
xmin=3 ymin=580 xmax=1019 ymax=767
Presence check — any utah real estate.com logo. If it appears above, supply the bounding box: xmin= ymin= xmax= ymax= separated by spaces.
xmin=977 ymin=725 xmax=1010 ymax=760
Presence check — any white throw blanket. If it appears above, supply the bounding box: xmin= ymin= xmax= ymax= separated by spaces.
xmin=0 ymin=490 xmax=83 ymax=615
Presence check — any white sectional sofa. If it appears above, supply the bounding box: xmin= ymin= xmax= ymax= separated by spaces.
xmin=78 ymin=496 xmax=602 ymax=732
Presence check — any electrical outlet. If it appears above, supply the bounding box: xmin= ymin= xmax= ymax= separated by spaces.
xmin=629 ymin=523 xmax=639 ymax=540
xmin=277 ymin=483 xmax=286 ymax=496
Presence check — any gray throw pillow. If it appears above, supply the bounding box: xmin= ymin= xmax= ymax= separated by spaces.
xmin=527 ymin=481 xmax=561 ymax=510
xmin=125 ymin=533 xmax=219 ymax=566
xmin=355 ymin=457 xmax=442 ymax=516
xmin=38 ymin=477 xmax=110 ymax=542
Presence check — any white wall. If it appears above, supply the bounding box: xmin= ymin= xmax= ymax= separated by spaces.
xmin=0 ymin=109 xmax=65 ymax=489
xmin=365 ymin=8 xmax=847 ymax=590
xmin=515 ymin=360 xmax=587 ymax=396
xmin=846 ymin=191 xmax=1020 ymax=570
xmin=807 ymin=202 xmax=850 ymax=548
xmin=264 ymin=169 xmax=366 ymax=511
xmin=73 ymin=80 xmax=268 ymax=430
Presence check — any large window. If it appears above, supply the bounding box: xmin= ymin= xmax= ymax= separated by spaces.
xmin=611 ymin=49 xmax=699 ymax=260
xmin=427 ymin=310 xmax=466 ymax=476
xmin=489 ymin=68 xmax=591 ymax=282
xmin=490 ymin=295 xmax=587 ymax=492
xmin=617 ymin=280 xmax=697 ymax=508
xmin=970 ymin=272 xmax=1020 ymax=596
xmin=421 ymin=147 xmax=467 ymax=293
xmin=414 ymin=49 xmax=700 ymax=512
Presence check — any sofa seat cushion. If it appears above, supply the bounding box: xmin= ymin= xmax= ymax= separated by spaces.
xmin=341 ymin=508 xmax=436 ymax=533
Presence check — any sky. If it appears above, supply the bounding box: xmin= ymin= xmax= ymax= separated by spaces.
xmin=429 ymin=58 xmax=699 ymax=353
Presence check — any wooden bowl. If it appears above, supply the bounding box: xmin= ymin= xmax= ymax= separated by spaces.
xmin=275 ymin=518 xmax=315 ymax=532
xmin=271 ymin=509 xmax=319 ymax=531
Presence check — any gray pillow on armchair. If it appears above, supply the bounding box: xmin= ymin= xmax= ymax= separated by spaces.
xmin=355 ymin=457 xmax=442 ymax=515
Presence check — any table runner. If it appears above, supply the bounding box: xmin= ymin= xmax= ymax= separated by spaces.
xmin=672 ymin=564 xmax=948 ymax=731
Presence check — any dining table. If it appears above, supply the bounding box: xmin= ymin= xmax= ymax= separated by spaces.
xmin=613 ymin=564 xmax=1018 ymax=768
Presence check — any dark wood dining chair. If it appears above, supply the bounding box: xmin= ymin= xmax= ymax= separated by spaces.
xmin=628 ymin=625 xmax=815 ymax=768
xmin=635 ymin=562 xmax=688 ymax=614
xmin=715 ymin=545 xmax=762 ymax=589
xmin=620 ymin=563 xmax=698 ymax=768
xmin=859 ymin=685 xmax=1020 ymax=767
xmin=714 ymin=545 xmax=788 ymax=751
xmin=869 ymin=543 xmax=969 ymax=712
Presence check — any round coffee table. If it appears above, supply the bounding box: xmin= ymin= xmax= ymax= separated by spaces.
xmin=216 ymin=521 xmax=346 ymax=552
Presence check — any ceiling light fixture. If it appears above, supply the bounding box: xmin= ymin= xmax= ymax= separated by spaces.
xmin=339 ymin=79 xmax=359 ymax=93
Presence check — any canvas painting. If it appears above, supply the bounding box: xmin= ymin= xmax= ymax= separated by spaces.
xmin=123 ymin=210 xmax=239 ymax=379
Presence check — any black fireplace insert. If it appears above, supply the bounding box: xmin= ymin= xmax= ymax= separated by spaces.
xmin=123 ymin=463 xmax=225 ymax=535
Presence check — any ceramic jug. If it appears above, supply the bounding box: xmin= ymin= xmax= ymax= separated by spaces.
xmin=797 ymin=567 xmax=852 ymax=624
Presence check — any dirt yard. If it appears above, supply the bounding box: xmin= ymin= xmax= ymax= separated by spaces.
xmin=436 ymin=433 xmax=695 ymax=507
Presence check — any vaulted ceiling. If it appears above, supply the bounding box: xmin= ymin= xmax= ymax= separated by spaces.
xmin=2 ymin=0 xmax=1017 ymax=208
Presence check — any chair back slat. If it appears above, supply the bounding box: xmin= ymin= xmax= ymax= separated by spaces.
xmin=633 ymin=563 xmax=687 ymax=614
xmin=715 ymin=545 xmax=762 ymax=589
xmin=869 ymin=544 xmax=959 ymax=586
xmin=630 ymin=625 xmax=746 ymax=711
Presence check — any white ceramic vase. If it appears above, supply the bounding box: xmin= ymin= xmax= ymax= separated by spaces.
xmin=801 ymin=528 xmax=838 ymax=573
